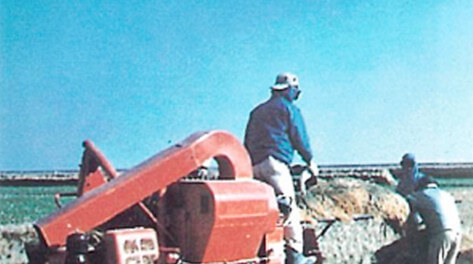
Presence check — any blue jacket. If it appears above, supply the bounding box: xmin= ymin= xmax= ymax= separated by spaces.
xmin=244 ymin=94 xmax=313 ymax=166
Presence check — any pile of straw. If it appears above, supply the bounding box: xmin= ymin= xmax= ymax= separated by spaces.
xmin=301 ymin=178 xmax=409 ymax=227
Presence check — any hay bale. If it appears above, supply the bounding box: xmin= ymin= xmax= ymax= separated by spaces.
xmin=301 ymin=178 xmax=409 ymax=227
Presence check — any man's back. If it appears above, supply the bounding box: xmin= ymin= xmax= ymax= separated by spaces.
xmin=243 ymin=72 xmax=318 ymax=264
xmin=244 ymin=95 xmax=311 ymax=166
xmin=245 ymin=96 xmax=293 ymax=165
xmin=408 ymin=186 xmax=461 ymax=234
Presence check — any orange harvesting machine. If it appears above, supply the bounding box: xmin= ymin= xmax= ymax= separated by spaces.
xmin=26 ymin=130 xmax=301 ymax=264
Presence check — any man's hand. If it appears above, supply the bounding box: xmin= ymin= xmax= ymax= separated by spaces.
xmin=299 ymin=162 xmax=319 ymax=196
xmin=307 ymin=162 xmax=319 ymax=178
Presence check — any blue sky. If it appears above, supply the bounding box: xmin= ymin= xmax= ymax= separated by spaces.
xmin=1 ymin=0 xmax=473 ymax=170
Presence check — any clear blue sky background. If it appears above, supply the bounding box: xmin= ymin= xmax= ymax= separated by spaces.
xmin=1 ymin=1 xmax=473 ymax=170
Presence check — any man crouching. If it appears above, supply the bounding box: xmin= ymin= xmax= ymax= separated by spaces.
xmin=406 ymin=176 xmax=462 ymax=264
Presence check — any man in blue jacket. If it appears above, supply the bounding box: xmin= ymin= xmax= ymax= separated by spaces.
xmin=244 ymin=72 xmax=318 ymax=264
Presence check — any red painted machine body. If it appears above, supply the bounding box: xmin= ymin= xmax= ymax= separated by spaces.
xmin=163 ymin=181 xmax=278 ymax=263
xmin=33 ymin=130 xmax=282 ymax=263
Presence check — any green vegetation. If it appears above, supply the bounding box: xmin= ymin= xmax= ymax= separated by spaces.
xmin=437 ymin=178 xmax=473 ymax=188
xmin=0 ymin=186 xmax=76 ymax=224
xmin=0 ymin=178 xmax=472 ymax=225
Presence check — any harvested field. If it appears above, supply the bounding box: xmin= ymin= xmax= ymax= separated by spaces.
xmin=0 ymin=224 xmax=36 ymax=264
xmin=0 ymin=168 xmax=472 ymax=264
xmin=302 ymin=178 xmax=473 ymax=263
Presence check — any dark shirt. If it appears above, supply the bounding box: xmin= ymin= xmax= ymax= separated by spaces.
xmin=396 ymin=165 xmax=426 ymax=197
xmin=244 ymin=95 xmax=312 ymax=166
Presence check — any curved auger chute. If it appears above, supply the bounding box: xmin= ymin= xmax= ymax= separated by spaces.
xmin=35 ymin=130 xmax=253 ymax=247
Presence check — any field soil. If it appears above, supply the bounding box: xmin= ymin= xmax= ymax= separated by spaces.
xmin=0 ymin=175 xmax=472 ymax=264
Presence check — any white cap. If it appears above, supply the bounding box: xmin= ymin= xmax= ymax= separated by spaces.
xmin=271 ymin=72 xmax=299 ymax=90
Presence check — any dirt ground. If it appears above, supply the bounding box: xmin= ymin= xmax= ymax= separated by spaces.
xmin=0 ymin=181 xmax=471 ymax=264
xmin=449 ymin=187 xmax=473 ymax=253
xmin=311 ymin=186 xmax=473 ymax=264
